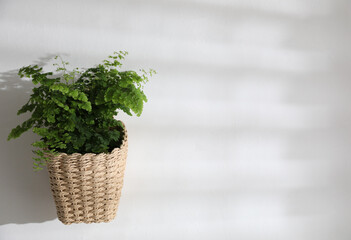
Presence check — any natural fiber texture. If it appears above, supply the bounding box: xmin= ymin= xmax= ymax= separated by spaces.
xmin=46 ymin=127 xmax=128 ymax=225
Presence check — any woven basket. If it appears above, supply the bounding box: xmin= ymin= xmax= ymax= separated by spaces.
xmin=46 ymin=127 xmax=128 ymax=225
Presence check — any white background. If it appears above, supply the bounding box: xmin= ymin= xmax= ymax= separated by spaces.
xmin=1 ymin=0 xmax=351 ymax=239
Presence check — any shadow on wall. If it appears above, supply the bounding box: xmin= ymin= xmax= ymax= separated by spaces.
xmin=0 ymin=54 xmax=59 ymax=225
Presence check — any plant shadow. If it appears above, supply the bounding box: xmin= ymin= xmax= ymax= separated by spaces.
xmin=0 ymin=54 xmax=60 ymax=225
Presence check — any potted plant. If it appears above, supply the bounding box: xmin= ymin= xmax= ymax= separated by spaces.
xmin=7 ymin=51 xmax=155 ymax=224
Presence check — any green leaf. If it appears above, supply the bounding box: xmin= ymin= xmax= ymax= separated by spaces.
xmin=47 ymin=114 xmax=56 ymax=123
xmin=7 ymin=119 xmax=35 ymax=140
xmin=104 ymin=87 xmax=116 ymax=102
xmin=50 ymin=83 xmax=69 ymax=94
xmin=80 ymin=102 xmax=92 ymax=111
xmin=17 ymin=102 xmax=36 ymax=115
xmin=69 ymin=90 xmax=79 ymax=99
xmin=78 ymin=92 xmax=88 ymax=102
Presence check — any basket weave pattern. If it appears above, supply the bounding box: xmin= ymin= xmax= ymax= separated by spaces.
xmin=46 ymin=129 xmax=128 ymax=225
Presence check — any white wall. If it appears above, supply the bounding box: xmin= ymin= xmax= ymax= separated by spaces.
xmin=1 ymin=0 xmax=351 ymax=239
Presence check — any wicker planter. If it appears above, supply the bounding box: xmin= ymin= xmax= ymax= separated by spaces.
xmin=46 ymin=127 xmax=128 ymax=225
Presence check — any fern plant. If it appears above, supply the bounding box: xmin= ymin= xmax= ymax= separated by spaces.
xmin=7 ymin=51 xmax=155 ymax=170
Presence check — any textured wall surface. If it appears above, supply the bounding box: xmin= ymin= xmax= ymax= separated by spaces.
xmin=1 ymin=0 xmax=351 ymax=239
